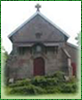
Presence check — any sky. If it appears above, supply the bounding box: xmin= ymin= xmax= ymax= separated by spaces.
xmin=1 ymin=1 xmax=81 ymax=54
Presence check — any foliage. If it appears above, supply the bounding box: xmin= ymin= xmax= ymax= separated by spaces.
xmin=9 ymin=79 xmax=31 ymax=87
xmin=1 ymin=41 xmax=9 ymax=86
xmin=61 ymin=82 xmax=77 ymax=93
xmin=75 ymin=31 xmax=81 ymax=46
xmin=6 ymin=71 xmax=77 ymax=95
xmin=68 ymin=76 xmax=77 ymax=83
xmin=10 ymin=84 xmax=46 ymax=95
xmin=1 ymin=41 xmax=8 ymax=65
xmin=31 ymin=76 xmax=47 ymax=87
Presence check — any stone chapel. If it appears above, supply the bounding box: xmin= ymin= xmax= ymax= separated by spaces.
xmin=6 ymin=4 xmax=77 ymax=81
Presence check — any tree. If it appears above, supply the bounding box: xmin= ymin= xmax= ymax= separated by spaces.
xmin=1 ymin=39 xmax=9 ymax=85
xmin=1 ymin=45 xmax=8 ymax=65
xmin=75 ymin=32 xmax=81 ymax=46
xmin=1 ymin=39 xmax=8 ymax=61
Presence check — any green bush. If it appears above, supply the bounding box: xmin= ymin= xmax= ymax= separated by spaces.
xmin=46 ymin=78 xmax=58 ymax=86
xmin=45 ymin=71 xmax=65 ymax=84
xmin=31 ymin=76 xmax=47 ymax=87
xmin=44 ymin=85 xmax=61 ymax=94
xmin=68 ymin=76 xmax=77 ymax=83
xmin=9 ymin=79 xmax=30 ymax=87
xmin=61 ymin=82 xmax=77 ymax=93
xmin=10 ymin=84 xmax=35 ymax=95
xmin=31 ymin=71 xmax=65 ymax=86
xmin=10 ymin=84 xmax=46 ymax=95
xmin=52 ymin=71 xmax=64 ymax=79
xmin=33 ymin=86 xmax=46 ymax=94
xmin=7 ymin=71 xmax=77 ymax=95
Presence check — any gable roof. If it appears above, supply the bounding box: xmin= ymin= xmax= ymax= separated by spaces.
xmin=8 ymin=11 xmax=69 ymax=39
xmin=66 ymin=42 xmax=78 ymax=49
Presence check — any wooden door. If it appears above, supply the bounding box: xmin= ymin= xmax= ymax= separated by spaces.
xmin=34 ymin=57 xmax=45 ymax=76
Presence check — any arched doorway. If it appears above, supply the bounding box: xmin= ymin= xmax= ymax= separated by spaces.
xmin=33 ymin=57 xmax=45 ymax=76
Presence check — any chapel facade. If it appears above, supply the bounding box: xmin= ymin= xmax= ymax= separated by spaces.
xmin=6 ymin=4 xmax=77 ymax=81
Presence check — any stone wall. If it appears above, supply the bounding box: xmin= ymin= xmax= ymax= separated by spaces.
xmin=65 ymin=43 xmax=78 ymax=64
xmin=6 ymin=43 xmax=71 ymax=81
xmin=45 ymin=46 xmax=69 ymax=76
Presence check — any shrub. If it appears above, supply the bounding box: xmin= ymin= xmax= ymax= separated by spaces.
xmin=45 ymin=71 xmax=65 ymax=83
xmin=31 ymin=71 xmax=65 ymax=86
xmin=10 ymin=84 xmax=35 ymax=95
xmin=61 ymin=82 xmax=77 ymax=93
xmin=33 ymin=86 xmax=46 ymax=94
xmin=46 ymin=78 xmax=58 ymax=86
xmin=52 ymin=71 xmax=64 ymax=78
xmin=10 ymin=84 xmax=46 ymax=95
xmin=68 ymin=76 xmax=77 ymax=83
xmin=31 ymin=76 xmax=47 ymax=87
xmin=53 ymin=71 xmax=65 ymax=83
xmin=9 ymin=79 xmax=30 ymax=87
xmin=7 ymin=71 xmax=77 ymax=95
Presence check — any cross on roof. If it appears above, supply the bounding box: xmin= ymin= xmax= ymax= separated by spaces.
xmin=35 ymin=4 xmax=41 ymax=12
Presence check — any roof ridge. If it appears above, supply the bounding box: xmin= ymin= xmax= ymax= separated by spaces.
xmin=38 ymin=12 xmax=70 ymax=38
xmin=8 ymin=12 xmax=39 ymax=38
xmin=66 ymin=42 xmax=78 ymax=48
xmin=8 ymin=11 xmax=69 ymax=39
